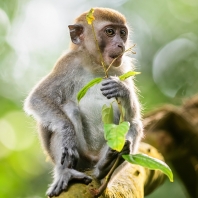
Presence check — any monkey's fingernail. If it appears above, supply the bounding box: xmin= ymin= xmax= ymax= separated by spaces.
xmin=61 ymin=158 xmax=65 ymax=165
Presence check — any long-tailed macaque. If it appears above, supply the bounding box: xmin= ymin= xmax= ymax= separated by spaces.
xmin=24 ymin=7 xmax=143 ymax=197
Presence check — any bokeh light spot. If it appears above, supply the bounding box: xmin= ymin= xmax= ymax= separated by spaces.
xmin=0 ymin=111 xmax=35 ymax=151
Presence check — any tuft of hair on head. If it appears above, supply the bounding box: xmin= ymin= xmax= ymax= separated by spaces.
xmin=75 ymin=7 xmax=126 ymax=25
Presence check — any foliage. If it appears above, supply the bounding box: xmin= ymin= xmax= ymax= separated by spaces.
xmin=119 ymin=71 xmax=141 ymax=81
xmin=77 ymin=77 xmax=103 ymax=102
xmin=78 ymin=9 xmax=173 ymax=189
xmin=0 ymin=0 xmax=196 ymax=197
xmin=102 ymin=103 xmax=130 ymax=151
xmin=123 ymin=153 xmax=173 ymax=182
xmin=86 ymin=8 xmax=95 ymax=25
xmin=104 ymin=122 xmax=130 ymax=152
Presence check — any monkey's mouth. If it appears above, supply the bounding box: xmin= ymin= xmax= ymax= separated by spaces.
xmin=108 ymin=54 xmax=123 ymax=67
xmin=109 ymin=54 xmax=123 ymax=60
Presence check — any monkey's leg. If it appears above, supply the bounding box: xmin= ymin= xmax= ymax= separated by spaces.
xmin=46 ymin=131 xmax=92 ymax=197
xmin=32 ymin=100 xmax=92 ymax=197
xmin=94 ymin=140 xmax=130 ymax=180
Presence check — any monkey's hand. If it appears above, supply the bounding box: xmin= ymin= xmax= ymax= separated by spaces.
xmin=60 ymin=146 xmax=79 ymax=168
xmin=100 ymin=76 xmax=129 ymax=99
xmin=95 ymin=140 xmax=130 ymax=179
xmin=46 ymin=168 xmax=92 ymax=197
xmin=60 ymin=126 xmax=80 ymax=168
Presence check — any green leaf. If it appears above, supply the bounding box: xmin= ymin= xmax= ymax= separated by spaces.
xmin=104 ymin=122 xmax=130 ymax=152
xmin=122 ymin=153 xmax=174 ymax=182
xmin=86 ymin=8 xmax=95 ymax=25
xmin=102 ymin=104 xmax=114 ymax=124
xmin=119 ymin=71 xmax=141 ymax=81
xmin=77 ymin=77 xmax=103 ymax=102
xmin=118 ymin=103 xmax=126 ymax=124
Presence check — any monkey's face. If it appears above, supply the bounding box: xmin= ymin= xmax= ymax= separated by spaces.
xmin=98 ymin=24 xmax=128 ymax=67
xmin=68 ymin=22 xmax=128 ymax=67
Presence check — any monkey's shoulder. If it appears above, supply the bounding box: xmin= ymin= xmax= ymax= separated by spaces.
xmin=52 ymin=50 xmax=89 ymax=72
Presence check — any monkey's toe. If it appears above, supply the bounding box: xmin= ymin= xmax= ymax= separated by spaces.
xmin=83 ymin=176 xmax=92 ymax=184
xmin=46 ymin=177 xmax=69 ymax=197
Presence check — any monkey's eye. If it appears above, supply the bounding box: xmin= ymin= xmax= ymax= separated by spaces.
xmin=120 ymin=29 xmax=127 ymax=37
xmin=105 ymin=28 xmax=115 ymax=36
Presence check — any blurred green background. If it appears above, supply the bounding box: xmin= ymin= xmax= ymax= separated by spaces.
xmin=0 ymin=0 xmax=197 ymax=197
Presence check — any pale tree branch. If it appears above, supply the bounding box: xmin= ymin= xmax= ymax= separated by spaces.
xmin=54 ymin=142 xmax=165 ymax=198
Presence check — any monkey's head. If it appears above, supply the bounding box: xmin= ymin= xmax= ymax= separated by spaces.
xmin=68 ymin=8 xmax=129 ymax=67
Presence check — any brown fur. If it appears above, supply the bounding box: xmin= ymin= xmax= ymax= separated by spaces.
xmin=24 ymin=8 xmax=143 ymax=198
xmin=69 ymin=8 xmax=127 ymax=51
xmin=75 ymin=7 xmax=126 ymax=25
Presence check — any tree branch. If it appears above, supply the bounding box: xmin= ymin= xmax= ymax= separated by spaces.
xmin=143 ymin=94 xmax=198 ymax=198
xmin=53 ymin=142 xmax=165 ymax=198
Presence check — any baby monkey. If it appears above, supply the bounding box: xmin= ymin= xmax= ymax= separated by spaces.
xmin=24 ymin=7 xmax=143 ymax=197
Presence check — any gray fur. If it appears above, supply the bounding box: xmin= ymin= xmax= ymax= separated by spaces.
xmin=24 ymin=17 xmax=143 ymax=197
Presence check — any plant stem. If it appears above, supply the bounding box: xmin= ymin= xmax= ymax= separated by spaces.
xmin=116 ymin=98 xmax=124 ymax=124
xmin=106 ymin=44 xmax=136 ymax=73
xmin=91 ymin=23 xmax=108 ymax=78
xmin=93 ymin=99 xmax=125 ymax=197
xmin=93 ymin=155 xmax=122 ymax=197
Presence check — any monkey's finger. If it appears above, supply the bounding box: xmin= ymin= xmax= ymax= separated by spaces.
xmin=101 ymin=88 xmax=119 ymax=97
xmin=46 ymin=182 xmax=58 ymax=197
xmin=83 ymin=176 xmax=93 ymax=184
xmin=106 ymin=146 xmax=119 ymax=156
xmin=71 ymin=153 xmax=78 ymax=168
xmin=123 ymin=139 xmax=131 ymax=149
xmin=53 ymin=180 xmax=64 ymax=197
xmin=101 ymin=87 xmax=120 ymax=99
xmin=47 ymin=190 xmax=54 ymax=198
xmin=102 ymin=79 xmax=118 ymax=86
xmin=61 ymin=147 xmax=69 ymax=165
xmin=70 ymin=169 xmax=92 ymax=184
xmin=61 ymin=149 xmax=66 ymax=164
xmin=106 ymin=93 xmax=120 ymax=99
xmin=61 ymin=154 xmax=66 ymax=165
xmin=120 ymin=140 xmax=131 ymax=155
xmin=101 ymin=84 xmax=119 ymax=91
xmin=68 ymin=154 xmax=75 ymax=168
xmin=50 ymin=175 xmax=70 ymax=197
xmin=62 ymin=181 xmax=68 ymax=191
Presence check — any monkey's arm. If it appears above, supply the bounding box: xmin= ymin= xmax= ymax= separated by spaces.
xmin=25 ymin=83 xmax=79 ymax=165
xmin=24 ymin=79 xmax=92 ymax=197
xmin=101 ymin=76 xmax=143 ymax=152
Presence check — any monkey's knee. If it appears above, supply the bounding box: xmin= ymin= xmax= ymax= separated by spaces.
xmin=37 ymin=124 xmax=53 ymax=159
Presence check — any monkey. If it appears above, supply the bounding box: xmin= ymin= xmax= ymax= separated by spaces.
xmin=24 ymin=7 xmax=143 ymax=197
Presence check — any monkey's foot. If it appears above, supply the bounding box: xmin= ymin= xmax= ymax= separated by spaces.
xmin=94 ymin=140 xmax=131 ymax=180
xmin=46 ymin=168 xmax=92 ymax=197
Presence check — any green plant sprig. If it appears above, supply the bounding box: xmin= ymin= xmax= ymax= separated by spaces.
xmin=106 ymin=44 xmax=136 ymax=74
xmin=80 ymin=8 xmax=174 ymax=197
xmin=86 ymin=8 xmax=108 ymax=78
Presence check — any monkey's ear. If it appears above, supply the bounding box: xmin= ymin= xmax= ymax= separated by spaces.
xmin=68 ymin=25 xmax=84 ymax=45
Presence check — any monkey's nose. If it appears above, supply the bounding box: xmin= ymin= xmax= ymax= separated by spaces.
xmin=118 ymin=44 xmax=124 ymax=52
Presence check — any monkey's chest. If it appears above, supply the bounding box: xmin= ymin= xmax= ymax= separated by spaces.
xmin=79 ymin=84 xmax=119 ymax=151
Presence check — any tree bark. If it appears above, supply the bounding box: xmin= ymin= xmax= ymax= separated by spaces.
xmin=54 ymin=142 xmax=165 ymax=198
xmin=51 ymin=94 xmax=198 ymax=198
xmin=143 ymin=94 xmax=198 ymax=198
